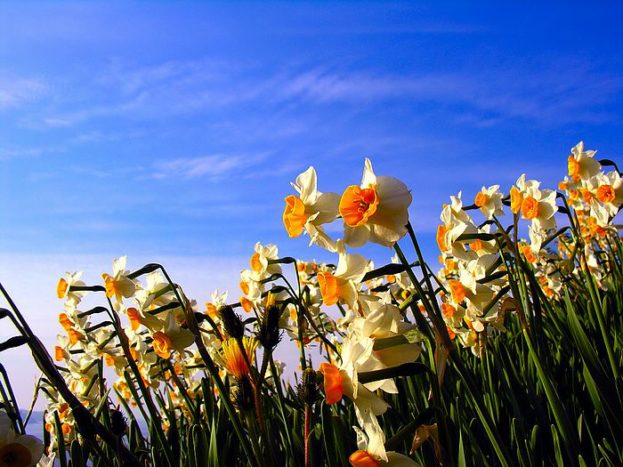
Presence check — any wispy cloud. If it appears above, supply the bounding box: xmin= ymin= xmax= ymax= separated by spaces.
xmin=0 ymin=76 xmax=47 ymax=109
xmin=275 ymin=63 xmax=622 ymax=125
xmin=151 ymin=153 xmax=269 ymax=180
xmin=34 ymin=57 xmax=622 ymax=130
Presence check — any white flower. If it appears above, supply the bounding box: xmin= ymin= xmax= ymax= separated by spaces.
xmin=473 ymin=185 xmax=504 ymax=220
xmin=340 ymin=159 xmax=412 ymax=247
xmin=283 ymin=166 xmax=340 ymax=252
xmin=0 ymin=411 xmax=44 ymax=467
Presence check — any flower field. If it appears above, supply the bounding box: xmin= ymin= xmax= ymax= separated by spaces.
xmin=1 ymin=141 xmax=622 ymax=466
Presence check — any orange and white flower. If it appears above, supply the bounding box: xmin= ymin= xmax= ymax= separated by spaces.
xmin=350 ymin=425 xmax=418 ymax=466
xmin=319 ymin=361 xmax=389 ymax=431
xmin=568 ymin=141 xmax=600 ymax=184
xmin=317 ymin=242 xmax=369 ymax=309
xmin=473 ymin=185 xmax=504 ymax=220
xmin=101 ymin=256 xmax=137 ymax=311
xmin=514 ymin=175 xmax=558 ymax=230
xmin=56 ymin=272 xmax=87 ymax=306
xmin=249 ymin=242 xmax=282 ymax=278
xmin=586 ymin=171 xmax=623 ymax=225
xmin=437 ymin=192 xmax=478 ymax=261
xmin=283 ymin=166 xmax=340 ymax=251
xmin=340 ymin=159 xmax=412 ymax=247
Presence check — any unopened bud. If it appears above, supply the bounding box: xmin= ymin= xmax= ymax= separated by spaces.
xmin=297 ymin=368 xmax=320 ymax=406
xmin=233 ymin=376 xmax=255 ymax=412
xmin=110 ymin=409 xmax=127 ymax=437
xmin=219 ymin=305 xmax=244 ymax=339
xmin=257 ymin=305 xmax=282 ymax=351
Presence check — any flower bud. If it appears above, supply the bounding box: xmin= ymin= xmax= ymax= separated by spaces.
xmin=110 ymin=409 xmax=127 ymax=437
xmin=297 ymin=368 xmax=320 ymax=406
xmin=233 ymin=376 xmax=255 ymax=412
xmin=257 ymin=305 xmax=282 ymax=351
xmin=219 ymin=305 xmax=244 ymax=339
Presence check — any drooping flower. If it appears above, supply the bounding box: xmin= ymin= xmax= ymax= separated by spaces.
xmin=340 ymin=159 xmax=412 ymax=247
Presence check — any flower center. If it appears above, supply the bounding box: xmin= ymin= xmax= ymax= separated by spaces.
xmin=510 ymin=186 xmax=523 ymax=214
xmin=348 ymin=450 xmax=380 ymax=467
xmin=474 ymin=192 xmax=490 ymax=208
xmin=317 ymin=271 xmax=339 ymax=306
xmin=0 ymin=443 xmax=32 ymax=467
xmin=283 ymin=195 xmax=309 ymax=237
xmin=250 ymin=253 xmax=263 ymax=273
xmin=597 ymin=185 xmax=615 ymax=204
xmin=56 ymin=277 xmax=69 ymax=299
xmin=339 ymin=185 xmax=379 ymax=227
xmin=449 ymin=280 xmax=466 ymax=303
xmin=568 ymin=156 xmax=580 ymax=182
xmin=319 ymin=363 xmax=344 ymax=404
xmin=436 ymin=224 xmax=448 ymax=252
xmin=521 ymin=196 xmax=540 ymax=220
xmin=153 ymin=332 xmax=172 ymax=359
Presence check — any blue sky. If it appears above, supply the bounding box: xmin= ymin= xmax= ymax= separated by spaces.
xmin=1 ymin=1 xmax=622 ymax=404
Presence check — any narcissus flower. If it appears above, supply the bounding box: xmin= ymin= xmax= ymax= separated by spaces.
xmin=317 ymin=242 xmax=368 ymax=309
xmin=56 ymin=272 xmax=87 ymax=306
xmin=350 ymin=425 xmax=418 ymax=466
xmin=318 ymin=362 xmax=389 ymax=430
xmin=340 ymin=159 xmax=412 ymax=247
xmin=568 ymin=141 xmax=600 ymax=183
xmin=102 ymin=256 xmax=137 ymax=310
xmin=437 ymin=192 xmax=478 ymax=261
xmin=513 ymin=175 xmax=557 ymax=230
xmin=346 ymin=302 xmax=422 ymax=394
xmin=473 ymin=185 xmax=504 ymax=220
xmin=283 ymin=166 xmax=340 ymax=251
xmin=0 ymin=411 xmax=44 ymax=467
xmin=249 ymin=242 xmax=282 ymax=278
xmin=586 ymin=171 xmax=623 ymax=225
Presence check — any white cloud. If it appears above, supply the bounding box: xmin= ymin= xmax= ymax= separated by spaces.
xmin=0 ymin=77 xmax=47 ymax=109
xmin=151 ymin=153 xmax=269 ymax=180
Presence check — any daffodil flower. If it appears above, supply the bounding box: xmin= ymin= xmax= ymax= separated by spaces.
xmin=586 ymin=171 xmax=623 ymax=226
xmin=283 ymin=166 xmax=340 ymax=251
xmin=340 ymin=159 xmax=412 ymax=247
xmin=101 ymin=256 xmax=137 ymax=311
xmin=347 ymin=302 xmax=422 ymax=393
xmin=56 ymin=271 xmax=87 ymax=306
xmin=349 ymin=424 xmax=418 ymax=466
xmin=317 ymin=241 xmax=369 ymax=309
xmin=568 ymin=141 xmax=600 ymax=183
xmin=473 ymin=185 xmax=504 ymax=220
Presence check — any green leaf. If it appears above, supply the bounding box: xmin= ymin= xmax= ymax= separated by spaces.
xmin=358 ymin=362 xmax=428 ymax=384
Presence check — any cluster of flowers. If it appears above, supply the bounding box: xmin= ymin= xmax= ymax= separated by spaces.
xmin=48 ymin=259 xmax=201 ymax=442
xmin=435 ymin=142 xmax=621 ymax=356
xmin=279 ymin=142 xmax=622 ymax=464
xmin=44 ymin=141 xmax=620 ymax=466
